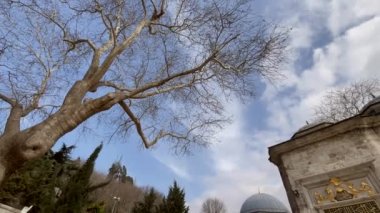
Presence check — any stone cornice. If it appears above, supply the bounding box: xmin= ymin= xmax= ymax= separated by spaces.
xmin=268 ymin=115 xmax=380 ymax=166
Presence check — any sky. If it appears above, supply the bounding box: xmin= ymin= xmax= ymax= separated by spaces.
xmin=53 ymin=0 xmax=380 ymax=212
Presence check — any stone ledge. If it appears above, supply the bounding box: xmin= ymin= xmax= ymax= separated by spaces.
xmin=0 ymin=203 xmax=20 ymax=213
xmin=314 ymin=194 xmax=380 ymax=210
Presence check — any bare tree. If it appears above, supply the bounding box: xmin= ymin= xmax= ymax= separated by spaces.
xmin=0 ymin=0 xmax=288 ymax=183
xmin=313 ymin=79 xmax=380 ymax=122
xmin=201 ymin=198 xmax=227 ymax=213
xmin=90 ymin=171 xmax=152 ymax=212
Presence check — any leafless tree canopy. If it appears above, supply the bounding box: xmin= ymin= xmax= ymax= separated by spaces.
xmin=201 ymin=198 xmax=227 ymax=213
xmin=90 ymin=172 xmax=158 ymax=212
xmin=0 ymin=0 xmax=287 ymax=181
xmin=313 ymin=79 xmax=380 ymax=123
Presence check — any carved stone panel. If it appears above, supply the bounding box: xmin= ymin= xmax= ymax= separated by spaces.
xmin=324 ymin=201 xmax=380 ymax=213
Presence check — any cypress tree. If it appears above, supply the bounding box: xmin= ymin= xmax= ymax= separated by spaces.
xmin=53 ymin=144 xmax=76 ymax=164
xmin=132 ymin=188 xmax=158 ymax=213
xmin=0 ymin=153 xmax=58 ymax=212
xmin=158 ymin=181 xmax=189 ymax=213
xmin=0 ymin=143 xmax=108 ymax=213
xmin=55 ymin=144 xmax=103 ymax=213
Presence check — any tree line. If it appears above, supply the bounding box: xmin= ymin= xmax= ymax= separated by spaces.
xmin=0 ymin=143 xmax=212 ymax=213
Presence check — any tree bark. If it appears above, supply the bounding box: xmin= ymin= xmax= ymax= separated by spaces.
xmin=0 ymin=131 xmax=30 ymax=184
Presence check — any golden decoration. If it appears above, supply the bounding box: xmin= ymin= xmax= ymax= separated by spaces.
xmin=314 ymin=192 xmax=324 ymax=204
xmin=313 ymin=177 xmax=377 ymax=204
xmin=347 ymin=182 xmax=359 ymax=197
xmin=360 ymin=181 xmax=375 ymax=196
xmin=330 ymin=177 xmax=342 ymax=186
xmin=326 ymin=188 xmax=336 ymax=202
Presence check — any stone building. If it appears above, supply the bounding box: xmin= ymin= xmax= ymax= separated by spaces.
xmin=269 ymin=97 xmax=380 ymax=213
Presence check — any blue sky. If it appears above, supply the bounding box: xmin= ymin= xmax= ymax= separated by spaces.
xmin=53 ymin=1 xmax=380 ymax=212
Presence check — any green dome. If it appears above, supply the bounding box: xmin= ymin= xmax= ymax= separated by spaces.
xmin=240 ymin=193 xmax=289 ymax=213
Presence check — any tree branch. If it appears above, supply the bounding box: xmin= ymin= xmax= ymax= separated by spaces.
xmin=0 ymin=93 xmax=16 ymax=106
xmin=92 ymin=81 xmax=131 ymax=92
xmin=63 ymin=38 xmax=96 ymax=52
xmin=118 ymin=100 xmax=164 ymax=148
xmin=21 ymin=48 xmax=53 ymax=116
xmin=212 ymin=58 xmax=239 ymax=72
xmin=11 ymin=0 xmax=97 ymax=53
xmin=95 ymin=2 xmax=117 ymax=51
xmin=84 ymin=19 xmax=148 ymax=89
xmin=141 ymin=0 xmax=147 ymax=17
xmin=131 ymin=83 xmax=191 ymax=99
xmin=128 ymin=52 xmax=217 ymax=97
xmin=130 ymin=74 xmax=215 ymax=99
xmin=3 ymin=105 xmax=23 ymax=135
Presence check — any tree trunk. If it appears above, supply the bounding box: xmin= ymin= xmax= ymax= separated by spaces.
xmin=0 ymin=131 xmax=32 ymax=185
xmin=0 ymin=126 xmax=65 ymax=185
xmin=0 ymin=97 xmax=116 ymax=185
xmin=0 ymin=162 xmax=5 ymax=185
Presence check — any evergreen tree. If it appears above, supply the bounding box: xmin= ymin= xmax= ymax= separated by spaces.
xmin=0 ymin=143 xmax=109 ymax=213
xmin=22 ymin=157 xmax=57 ymax=213
xmin=132 ymin=188 xmax=158 ymax=213
xmin=86 ymin=201 xmax=106 ymax=213
xmin=0 ymin=145 xmax=76 ymax=213
xmin=108 ymin=162 xmax=134 ymax=184
xmin=157 ymin=181 xmax=189 ymax=213
xmin=55 ymin=144 xmax=104 ymax=213
xmin=53 ymin=144 xmax=76 ymax=164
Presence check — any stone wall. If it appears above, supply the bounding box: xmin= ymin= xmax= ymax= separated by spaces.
xmin=281 ymin=126 xmax=380 ymax=212
xmin=0 ymin=203 xmax=20 ymax=213
xmin=269 ymin=114 xmax=380 ymax=213
xmin=282 ymin=128 xmax=378 ymax=181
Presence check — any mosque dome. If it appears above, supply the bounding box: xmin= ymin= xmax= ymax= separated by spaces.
xmin=240 ymin=193 xmax=289 ymax=213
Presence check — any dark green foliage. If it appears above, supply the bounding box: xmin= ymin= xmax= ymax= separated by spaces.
xmin=0 ymin=143 xmax=108 ymax=213
xmin=86 ymin=201 xmax=106 ymax=213
xmin=132 ymin=188 xmax=158 ymax=213
xmin=157 ymin=181 xmax=189 ymax=213
xmin=55 ymin=144 xmax=103 ymax=213
xmin=53 ymin=144 xmax=76 ymax=164
xmin=21 ymin=157 xmax=57 ymax=213
xmin=0 ymin=146 xmax=73 ymax=212
xmin=108 ymin=162 xmax=134 ymax=184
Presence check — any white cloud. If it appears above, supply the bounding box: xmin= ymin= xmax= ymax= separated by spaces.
xmin=285 ymin=15 xmax=314 ymax=50
xmin=167 ymin=161 xmax=191 ymax=180
xmin=188 ymin=101 xmax=289 ymax=213
xmin=152 ymin=151 xmax=192 ymax=180
xmin=336 ymin=16 xmax=380 ymax=80
xmin=263 ymin=4 xmax=380 ymax=133
xmin=298 ymin=16 xmax=380 ymax=90
xmin=188 ymin=1 xmax=380 ymax=213
xmin=327 ymin=0 xmax=380 ymax=36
